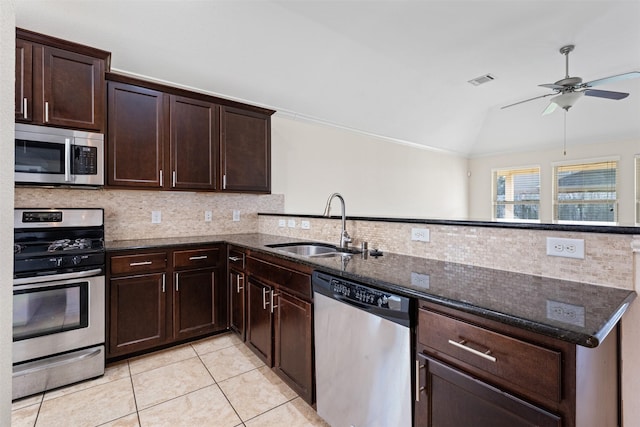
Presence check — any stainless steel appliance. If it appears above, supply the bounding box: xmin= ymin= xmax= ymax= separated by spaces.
xmin=13 ymin=208 xmax=106 ymax=400
xmin=15 ymin=123 xmax=104 ymax=186
xmin=312 ymin=271 xmax=412 ymax=427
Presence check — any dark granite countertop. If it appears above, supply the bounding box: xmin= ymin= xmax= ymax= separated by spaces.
xmin=106 ymin=233 xmax=637 ymax=348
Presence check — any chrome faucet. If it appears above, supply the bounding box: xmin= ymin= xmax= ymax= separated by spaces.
xmin=323 ymin=193 xmax=352 ymax=249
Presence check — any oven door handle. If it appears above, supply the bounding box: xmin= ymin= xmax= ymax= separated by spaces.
xmin=13 ymin=268 xmax=104 ymax=286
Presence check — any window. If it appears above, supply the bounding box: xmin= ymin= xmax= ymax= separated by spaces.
xmin=492 ymin=167 xmax=540 ymax=221
xmin=636 ymin=156 xmax=640 ymax=224
xmin=553 ymin=159 xmax=618 ymax=224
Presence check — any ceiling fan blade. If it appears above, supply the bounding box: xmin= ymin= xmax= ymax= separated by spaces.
xmin=583 ymin=89 xmax=629 ymax=100
xmin=501 ymin=93 xmax=555 ymax=109
xmin=542 ymin=102 xmax=558 ymax=116
xmin=583 ymin=71 xmax=640 ymax=87
xmin=539 ymin=83 xmax=565 ymax=90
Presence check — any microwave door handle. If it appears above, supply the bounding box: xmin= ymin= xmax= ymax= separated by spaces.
xmin=64 ymin=138 xmax=72 ymax=182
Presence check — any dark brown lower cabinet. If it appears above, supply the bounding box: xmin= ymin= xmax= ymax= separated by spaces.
xmin=173 ymin=267 xmax=220 ymax=340
xmin=246 ymin=277 xmax=273 ymax=365
xmin=415 ymin=353 xmax=561 ymax=427
xmin=109 ymin=273 xmax=166 ymax=356
xmin=274 ymin=291 xmax=313 ymax=403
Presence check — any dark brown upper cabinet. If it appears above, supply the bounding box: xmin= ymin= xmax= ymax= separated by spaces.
xmin=170 ymin=96 xmax=218 ymax=191
xmin=221 ymin=106 xmax=271 ymax=193
xmin=15 ymin=28 xmax=110 ymax=132
xmin=106 ymin=73 xmax=274 ymax=193
xmin=107 ymin=82 xmax=165 ymax=188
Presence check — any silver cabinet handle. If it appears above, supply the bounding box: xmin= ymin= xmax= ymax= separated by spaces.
xmin=23 ymin=98 xmax=28 ymax=119
xmin=228 ymin=256 xmax=241 ymax=262
xmin=172 ymin=170 xmax=176 ymax=187
xmin=175 ymin=272 xmax=179 ymax=292
xmin=44 ymin=101 xmax=49 ymax=122
xmin=262 ymin=287 xmax=268 ymax=310
xmin=270 ymin=291 xmax=279 ymax=314
xmin=189 ymin=255 xmax=208 ymax=261
xmin=129 ymin=261 xmax=153 ymax=267
xmin=223 ymin=174 xmax=227 ymax=190
xmin=415 ymin=359 xmax=426 ymax=402
xmin=159 ymin=170 xmax=163 ymax=185
xmin=237 ymin=273 xmax=244 ymax=292
xmin=448 ymin=339 xmax=497 ymax=363
xmin=162 ymin=273 xmax=166 ymax=293
xmin=64 ymin=138 xmax=72 ymax=182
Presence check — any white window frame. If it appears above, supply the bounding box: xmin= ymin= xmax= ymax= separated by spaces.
xmin=552 ymin=156 xmax=619 ymax=225
xmin=636 ymin=155 xmax=640 ymax=225
xmin=491 ymin=165 xmax=541 ymax=223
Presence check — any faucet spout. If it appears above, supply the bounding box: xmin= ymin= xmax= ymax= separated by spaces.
xmin=323 ymin=193 xmax=352 ymax=249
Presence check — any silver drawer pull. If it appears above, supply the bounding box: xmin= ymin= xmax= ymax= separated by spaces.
xmin=237 ymin=274 xmax=244 ymax=292
xmin=415 ymin=359 xmax=425 ymax=402
xmin=448 ymin=339 xmax=497 ymax=363
xmin=23 ymin=98 xmax=28 ymax=119
xmin=228 ymin=256 xmax=242 ymax=262
xmin=130 ymin=261 xmax=153 ymax=266
xmin=189 ymin=255 xmax=208 ymax=261
xmin=270 ymin=291 xmax=279 ymax=314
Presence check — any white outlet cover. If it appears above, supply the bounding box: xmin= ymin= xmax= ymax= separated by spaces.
xmin=287 ymin=219 xmax=296 ymax=228
xmin=411 ymin=272 xmax=430 ymax=288
xmin=204 ymin=211 xmax=212 ymax=222
xmin=151 ymin=211 xmax=161 ymax=224
xmin=232 ymin=210 xmax=240 ymax=222
xmin=278 ymin=219 xmax=286 ymax=227
xmin=301 ymin=220 xmax=310 ymax=230
xmin=411 ymin=228 xmax=430 ymax=242
xmin=546 ymin=237 xmax=585 ymax=259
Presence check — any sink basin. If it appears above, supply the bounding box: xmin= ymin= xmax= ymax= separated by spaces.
xmin=266 ymin=242 xmax=359 ymax=257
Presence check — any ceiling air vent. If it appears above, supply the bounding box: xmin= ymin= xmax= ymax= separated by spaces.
xmin=468 ymin=74 xmax=496 ymax=86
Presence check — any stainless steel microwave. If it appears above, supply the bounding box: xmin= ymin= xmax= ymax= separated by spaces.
xmin=15 ymin=123 xmax=104 ymax=186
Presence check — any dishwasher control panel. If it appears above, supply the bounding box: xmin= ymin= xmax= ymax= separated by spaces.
xmin=330 ymin=278 xmax=403 ymax=310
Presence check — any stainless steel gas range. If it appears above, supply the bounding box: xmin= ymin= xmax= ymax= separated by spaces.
xmin=12 ymin=208 xmax=106 ymax=400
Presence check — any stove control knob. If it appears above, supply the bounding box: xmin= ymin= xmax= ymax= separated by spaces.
xmin=71 ymin=256 xmax=81 ymax=265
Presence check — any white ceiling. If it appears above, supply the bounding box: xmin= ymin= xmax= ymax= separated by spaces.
xmin=15 ymin=0 xmax=640 ymax=157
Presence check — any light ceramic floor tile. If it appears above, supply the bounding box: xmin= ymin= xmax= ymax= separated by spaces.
xmin=12 ymin=393 xmax=42 ymax=411
xmin=11 ymin=403 xmax=39 ymax=427
xmin=200 ymin=342 xmax=264 ymax=382
xmin=132 ymin=356 xmax=215 ymax=410
xmin=43 ymin=359 xmax=130 ymax=401
xmin=138 ymin=384 xmax=241 ymax=427
xmin=218 ymin=365 xmax=298 ymax=421
xmin=245 ymin=398 xmax=330 ymax=427
xmin=97 ymin=413 xmax=141 ymax=427
xmin=37 ymin=377 xmax=136 ymax=427
xmin=128 ymin=344 xmax=197 ymax=375
xmin=191 ymin=332 xmax=244 ymax=356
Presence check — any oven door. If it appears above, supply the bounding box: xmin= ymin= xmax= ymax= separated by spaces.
xmin=13 ymin=270 xmax=105 ymax=364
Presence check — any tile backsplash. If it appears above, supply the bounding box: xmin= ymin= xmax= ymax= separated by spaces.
xmin=259 ymin=215 xmax=638 ymax=291
xmin=15 ymin=188 xmax=284 ymax=241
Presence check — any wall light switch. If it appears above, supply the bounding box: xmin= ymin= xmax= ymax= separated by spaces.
xmin=151 ymin=211 xmax=161 ymax=224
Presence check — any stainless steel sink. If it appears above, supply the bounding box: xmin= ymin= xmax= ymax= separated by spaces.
xmin=266 ymin=242 xmax=359 ymax=257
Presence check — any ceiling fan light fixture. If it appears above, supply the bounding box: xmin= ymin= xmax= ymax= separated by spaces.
xmin=550 ymin=91 xmax=584 ymax=111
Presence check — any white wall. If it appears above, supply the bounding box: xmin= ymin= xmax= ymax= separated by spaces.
xmin=0 ymin=1 xmax=15 ymax=424
xmin=271 ymin=115 xmax=469 ymax=218
xmin=468 ymin=138 xmax=640 ymax=225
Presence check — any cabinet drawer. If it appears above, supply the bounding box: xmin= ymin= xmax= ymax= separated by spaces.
xmin=246 ymin=256 xmax=311 ymax=300
xmin=418 ymin=308 xmax=562 ymax=403
xmin=228 ymin=248 xmax=246 ymax=270
xmin=173 ymin=247 xmax=220 ymax=269
xmin=110 ymin=252 xmax=167 ymax=275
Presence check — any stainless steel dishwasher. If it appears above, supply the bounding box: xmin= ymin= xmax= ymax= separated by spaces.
xmin=312 ymin=271 xmax=412 ymax=427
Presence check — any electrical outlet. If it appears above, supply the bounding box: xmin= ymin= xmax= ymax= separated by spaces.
xmin=204 ymin=211 xmax=212 ymax=222
xmin=301 ymin=220 xmax=310 ymax=230
xmin=151 ymin=211 xmax=161 ymax=224
xmin=546 ymin=237 xmax=585 ymax=259
xmin=287 ymin=219 xmax=296 ymax=228
xmin=411 ymin=228 xmax=430 ymax=242
xmin=232 ymin=210 xmax=240 ymax=222
xmin=278 ymin=219 xmax=286 ymax=227
xmin=411 ymin=272 xmax=430 ymax=288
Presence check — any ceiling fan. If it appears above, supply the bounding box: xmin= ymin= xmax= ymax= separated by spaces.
xmin=502 ymin=44 xmax=640 ymax=115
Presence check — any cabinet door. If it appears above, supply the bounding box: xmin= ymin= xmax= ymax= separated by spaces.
xmin=174 ymin=267 xmax=220 ymax=340
xmin=15 ymin=39 xmax=33 ymax=121
xmin=107 ymin=82 xmax=165 ymax=188
xmin=229 ymin=269 xmax=246 ymax=340
xmin=415 ymin=353 xmax=561 ymax=427
xmin=170 ymin=96 xmax=218 ymax=190
xmin=274 ymin=291 xmax=313 ymax=404
xmin=220 ymin=106 xmax=270 ymax=193
xmin=41 ymin=46 xmax=105 ymax=131
xmin=108 ymin=273 xmax=166 ymax=357
xmin=246 ymin=277 xmax=273 ymax=365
